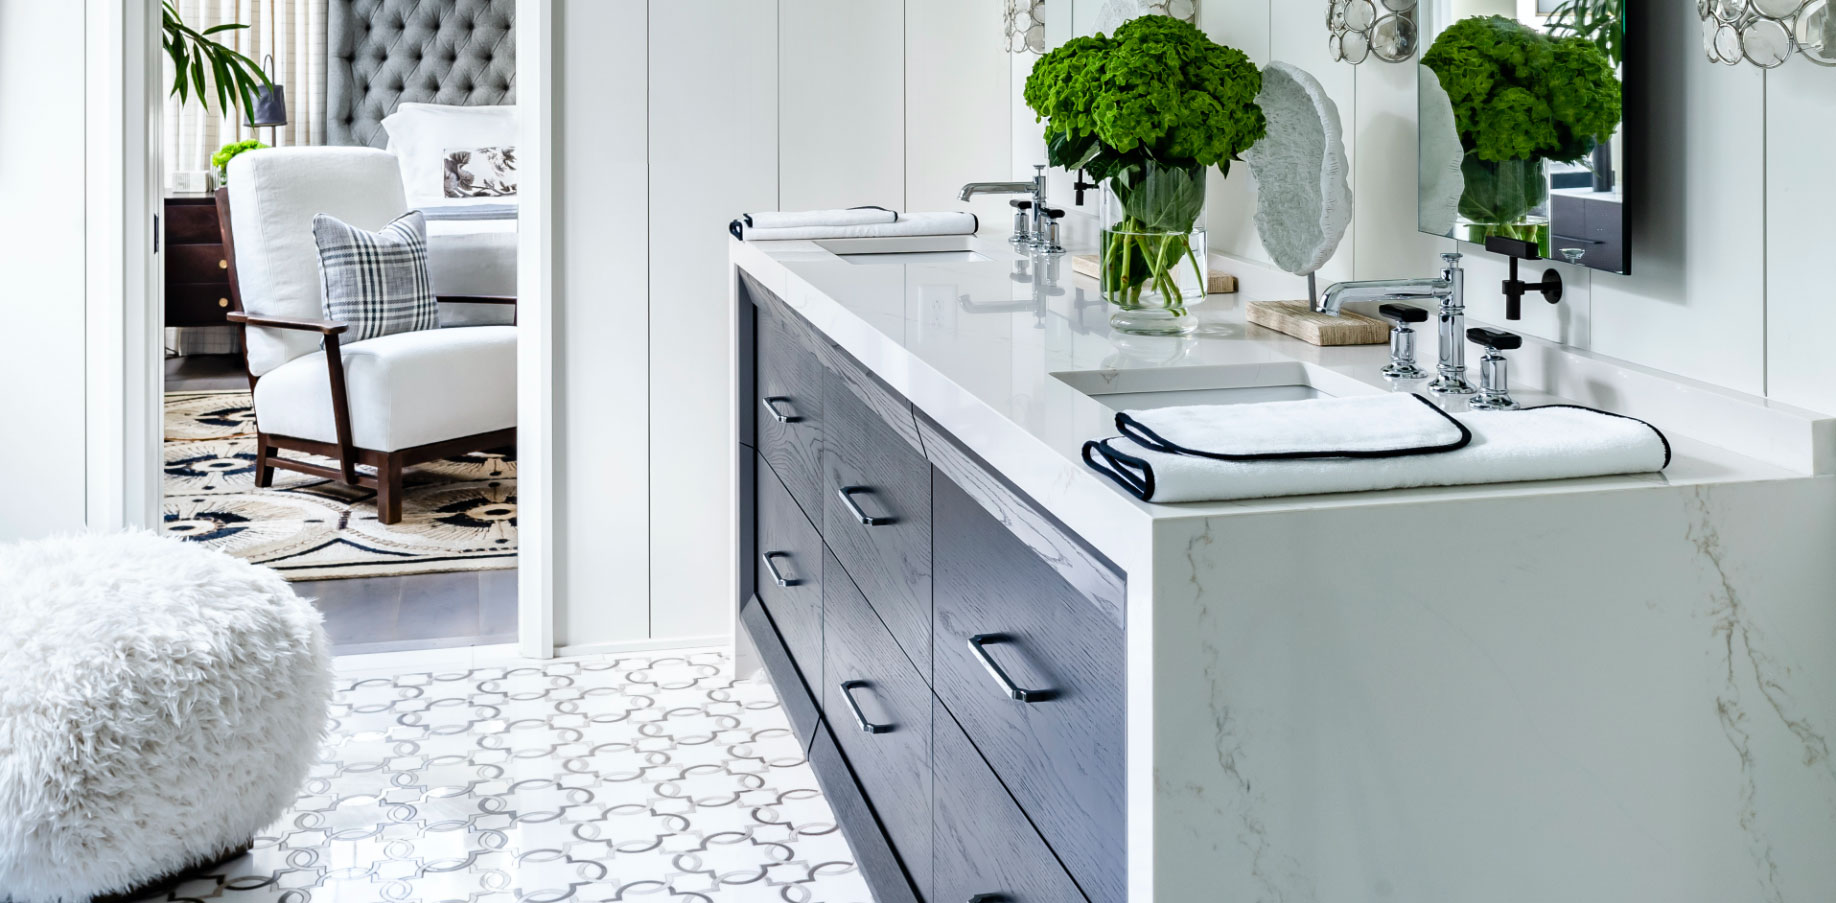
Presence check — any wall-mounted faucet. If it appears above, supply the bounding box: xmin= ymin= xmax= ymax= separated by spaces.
xmin=961 ymin=165 xmax=1050 ymax=246
xmin=1317 ymin=253 xmax=1476 ymax=394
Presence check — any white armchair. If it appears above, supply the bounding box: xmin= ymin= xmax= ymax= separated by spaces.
xmin=218 ymin=147 xmax=516 ymax=524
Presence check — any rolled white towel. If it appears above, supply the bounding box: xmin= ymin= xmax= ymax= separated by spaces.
xmin=1117 ymin=393 xmax=1470 ymax=460
xmin=733 ymin=211 xmax=980 ymax=242
xmin=1086 ymin=405 xmax=1670 ymax=504
xmin=745 ymin=207 xmax=897 ymax=231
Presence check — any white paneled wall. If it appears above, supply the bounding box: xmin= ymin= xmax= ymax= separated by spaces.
xmin=0 ymin=1 xmax=89 ymax=540
xmin=555 ymin=0 xmax=650 ymax=648
xmin=781 ymin=1 xmax=906 ymax=212
xmin=1043 ymin=3 xmax=1836 ymax=414
xmin=553 ymin=0 xmax=1012 ymax=649
xmin=1761 ymin=56 xmax=1836 ymax=412
xmin=648 ymin=0 xmax=781 ymax=646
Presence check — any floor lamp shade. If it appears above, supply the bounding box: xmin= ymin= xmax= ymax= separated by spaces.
xmin=250 ymin=83 xmax=288 ymax=128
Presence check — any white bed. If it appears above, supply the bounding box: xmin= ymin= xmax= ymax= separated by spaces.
xmin=420 ymin=203 xmax=518 ymax=326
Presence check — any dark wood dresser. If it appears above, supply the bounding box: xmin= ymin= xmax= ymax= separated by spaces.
xmin=164 ymin=194 xmax=234 ymax=328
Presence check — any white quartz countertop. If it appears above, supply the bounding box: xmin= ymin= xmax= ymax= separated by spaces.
xmin=732 ymin=233 xmax=1830 ymax=561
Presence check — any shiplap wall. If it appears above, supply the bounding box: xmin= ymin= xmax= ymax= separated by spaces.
xmin=554 ymin=0 xmax=1013 ymax=649
xmin=1052 ymin=1 xmax=1836 ymax=412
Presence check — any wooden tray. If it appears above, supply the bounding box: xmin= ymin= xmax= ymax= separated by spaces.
xmin=1246 ymin=300 xmax=1390 ymax=346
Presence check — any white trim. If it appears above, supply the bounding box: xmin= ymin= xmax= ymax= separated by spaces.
xmin=556 ymin=636 xmax=731 ymax=659
xmin=84 ymin=0 xmax=162 ymax=533
xmin=516 ymin=0 xmax=557 ymax=660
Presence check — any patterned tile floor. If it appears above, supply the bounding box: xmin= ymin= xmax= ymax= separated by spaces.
xmin=135 ymin=649 xmax=872 ymax=903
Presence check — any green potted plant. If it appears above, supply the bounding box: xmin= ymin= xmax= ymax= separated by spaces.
xmin=211 ymin=139 xmax=269 ymax=185
xmin=1025 ymin=16 xmax=1265 ymax=336
xmin=162 ymin=2 xmax=270 ymax=117
xmin=1422 ymin=15 xmax=1621 ymax=252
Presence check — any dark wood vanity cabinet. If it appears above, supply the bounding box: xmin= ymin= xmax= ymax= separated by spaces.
xmin=738 ymin=269 xmax=1124 ymax=903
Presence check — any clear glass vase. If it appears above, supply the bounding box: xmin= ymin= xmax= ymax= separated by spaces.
xmin=1457 ymin=156 xmax=1551 ymax=256
xmin=1100 ymin=162 xmax=1208 ymax=337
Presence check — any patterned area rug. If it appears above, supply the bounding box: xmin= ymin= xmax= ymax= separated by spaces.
xmin=130 ymin=650 xmax=872 ymax=903
xmin=163 ymin=391 xmax=517 ymax=580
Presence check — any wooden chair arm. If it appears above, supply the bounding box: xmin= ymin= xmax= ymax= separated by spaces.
xmin=437 ymin=295 xmax=518 ymax=306
xmin=226 ymin=311 xmax=351 ymax=335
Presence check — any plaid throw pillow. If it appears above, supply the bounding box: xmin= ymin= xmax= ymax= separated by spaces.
xmin=312 ymin=211 xmax=439 ymax=342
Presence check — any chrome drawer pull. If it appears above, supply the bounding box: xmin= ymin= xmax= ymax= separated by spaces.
xmin=760 ymin=551 xmax=799 ymax=588
xmin=839 ymin=680 xmax=892 ymax=734
xmin=760 ymin=395 xmax=802 ymax=424
xmin=967 ymin=634 xmax=1052 ymax=703
xmin=837 ymin=486 xmax=896 ymax=526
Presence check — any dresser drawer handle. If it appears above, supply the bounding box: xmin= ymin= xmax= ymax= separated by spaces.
xmin=760 ymin=395 xmax=801 ymax=424
xmin=967 ymin=634 xmax=1053 ymax=703
xmin=837 ymin=486 xmax=895 ymax=526
xmin=218 ymin=258 xmax=229 ymax=269
xmin=839 ymin=680 xmax=892 ymax=734
xmin=968 ymin=896 xmax=1007 ymax=902
xmin=760 ymin=551 xmax=799 ymax=588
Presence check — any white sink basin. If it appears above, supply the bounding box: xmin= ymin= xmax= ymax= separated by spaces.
xmin=816 ymin=236 xmax=991 ymax=266
xmin=1055 ymin=362 xmax=1379 ymax=412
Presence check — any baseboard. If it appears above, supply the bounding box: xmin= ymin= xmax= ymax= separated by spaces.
xmin=556 ymin=634 xmax=732 ymax=658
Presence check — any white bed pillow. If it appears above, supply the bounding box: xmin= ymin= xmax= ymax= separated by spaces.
xmin=381 ymin=103 xmax=518 ymax=208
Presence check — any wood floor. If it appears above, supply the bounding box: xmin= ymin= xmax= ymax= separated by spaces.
xmin=167 ymin=353 xmax=518 ymax=655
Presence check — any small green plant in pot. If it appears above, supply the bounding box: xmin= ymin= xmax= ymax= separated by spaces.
xmin=212 ymin=139 xmax=269 ymax=185
xmin=1422 ymin=15 xmax=1621 ymax=253
xmin=1025 ymin=16 xmax=1265 ymax=336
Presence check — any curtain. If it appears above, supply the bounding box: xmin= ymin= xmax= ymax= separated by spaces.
xmin=163 ymin=0 xmax=327 ymax=355
xmin=163 ymin=0 xmax=330 ymax=183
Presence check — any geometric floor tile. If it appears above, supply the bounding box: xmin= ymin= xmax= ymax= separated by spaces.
xmin=133 ymin=650 xmax=873 ymax=903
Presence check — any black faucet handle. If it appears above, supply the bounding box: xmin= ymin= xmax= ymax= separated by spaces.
xmin=1044 ymin=207 xmax=1066 ymax=220
xmin=1467 ymin=327 xmax=1522 ymax=351
xmin=1010 ymin=199 xmax=1033 ymax=210
xmin=1378 ymin=303 xmax=1429 ymax=325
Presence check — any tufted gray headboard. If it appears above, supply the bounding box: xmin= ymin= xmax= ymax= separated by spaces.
xmin=327 ymin=0 xmax=516 ymax=148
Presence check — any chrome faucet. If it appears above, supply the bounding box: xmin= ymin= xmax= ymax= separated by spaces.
xmin=1316 ymin=253 xmax=1476 ymax=394
xmin=961 ymin=165 xmax=1050 ymax=246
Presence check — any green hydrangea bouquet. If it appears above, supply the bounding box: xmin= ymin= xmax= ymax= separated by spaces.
xmin=1423 ymin=15 xmax=1621 ymax=247
xmin=1025 ymin=16 xmax=1264 ymax=335
xmin=211 ymin=139 xmax=269 ymax=184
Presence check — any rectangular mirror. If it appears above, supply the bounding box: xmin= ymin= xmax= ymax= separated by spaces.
xmin=1418 ymin=1 xmax=1629 ymax=274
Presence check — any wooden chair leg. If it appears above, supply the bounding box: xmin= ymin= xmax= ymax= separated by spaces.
xmin=377 ymin=454 xmax=405 ymax=525
xmin=252 ymin=435 xmax=275 ymax=488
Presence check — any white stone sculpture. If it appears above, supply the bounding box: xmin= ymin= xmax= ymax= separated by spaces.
xmin=1243 ymin=61 xmax=1354 ymax=277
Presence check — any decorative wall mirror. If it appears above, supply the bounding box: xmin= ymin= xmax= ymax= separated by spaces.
xmin=1417 ymin=1 xmax=1630 ymax=274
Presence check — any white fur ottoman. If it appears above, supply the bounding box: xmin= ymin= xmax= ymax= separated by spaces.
xmin=0 ymin=533 xmax=332 ymax=903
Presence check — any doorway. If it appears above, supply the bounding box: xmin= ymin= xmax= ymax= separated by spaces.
xmin=91 ymin=0 xmax=555 ymax=658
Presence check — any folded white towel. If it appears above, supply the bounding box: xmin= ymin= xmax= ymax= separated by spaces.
xmin=1086 ymin=405 xmax=1670 ymax=503
xmin=745 ymin=208 xmax=897 ymax=231
xmin=734 ymin=211 xmax=980 ymax=242
xmin=1118 ymin=393 xmax=1469 ymax=460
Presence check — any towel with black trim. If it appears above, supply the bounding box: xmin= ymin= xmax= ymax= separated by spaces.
xmin=730 ymin=210 xmax=979 ymax=241
xmin=1086 ymin=404 xmax=1670 ymax=503
xmin=1117 ymin=393 xmax=1470 ymax=461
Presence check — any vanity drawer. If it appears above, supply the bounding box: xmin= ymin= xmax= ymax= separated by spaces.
xmin=932 ymin=471 xmax=1126 ymax=903
xmin=933 ymin=698 xmax=1090 ymax=903
xmin=737 ymin=594 xmax=820 ymax=748
xmin=756 ymin=455 xmax=823 ymax=691
xmin=822 ymin=550 xmax=932 ymax=900
xmin=756 ymin=306 xmax=824 ymax=520
xmin=822 ymin=364 xmax=932 ymax=679
xmin=807 ymin=722 xmax=922 ymax=903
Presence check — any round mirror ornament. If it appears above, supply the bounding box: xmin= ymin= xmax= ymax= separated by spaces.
xmin=1699 ymin=0 xmax=1836 ymax=66
xmin=1328 ymin=0 xmax=1417 ymax=64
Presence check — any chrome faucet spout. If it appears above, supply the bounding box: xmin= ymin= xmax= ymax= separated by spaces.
xmin=1314 ymin=278 xmax=1451 ymax=316
xmin=958 ymin=180 xmax=1036 ymax=202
